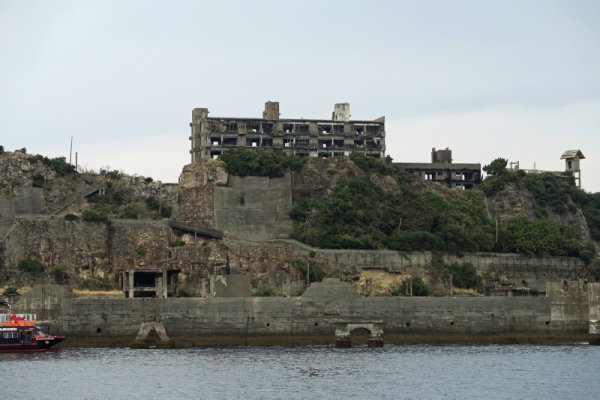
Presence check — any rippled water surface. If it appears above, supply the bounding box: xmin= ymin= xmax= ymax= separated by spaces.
xmin=1 ymin=344 xmax=599 ymax=399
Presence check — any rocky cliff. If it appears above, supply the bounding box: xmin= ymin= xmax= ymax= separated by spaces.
xmin=1 ymin=149 xmax=598 ymax=296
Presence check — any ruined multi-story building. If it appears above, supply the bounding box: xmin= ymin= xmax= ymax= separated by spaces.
xmin=397 ymin=148 xmax=482 ymax=189
xmin=189 ymin=102 xmax=385 ymax=161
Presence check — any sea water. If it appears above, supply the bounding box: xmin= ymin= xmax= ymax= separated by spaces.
xmin=1 ymin=344 xmax=599 ymax=399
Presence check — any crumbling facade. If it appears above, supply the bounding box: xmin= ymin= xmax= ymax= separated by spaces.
xmin=190 ymin=102 xmax=386 ymax=161
xmin=397 ymin=148 xmax=481 ymax=189
xmin=118 ymin=268 xmax=180 ymax=298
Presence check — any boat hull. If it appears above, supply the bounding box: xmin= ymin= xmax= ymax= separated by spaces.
xmin=0 ymin=337 xmax=65 ymax=353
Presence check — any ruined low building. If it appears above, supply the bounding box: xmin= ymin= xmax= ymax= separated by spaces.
xmin=396 ymin=148 xmax=482 ymax=189
xmin=189 ymin=101 xmax=386 ymax=161
xmin=118 ymin=268 xmax=180 ymax=298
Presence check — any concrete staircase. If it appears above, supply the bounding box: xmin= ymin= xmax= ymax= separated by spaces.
xmin=40 ymin=175 xmax=105 ymax=215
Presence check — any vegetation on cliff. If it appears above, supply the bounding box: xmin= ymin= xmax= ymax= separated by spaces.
xmin=27 ymin=154 xmax=77 ymax=177
xmin=481 ymin=158 xmax=600 ymax=244
xmin=290 ymin=153 xmax=597 ymax=259
xmin=86 ymin=174 xmax=170 ymax=219
xmin=220 ymin=148 xmax=307 ymax=177
xmin=291 ymin=153 xmax=496 ymax=253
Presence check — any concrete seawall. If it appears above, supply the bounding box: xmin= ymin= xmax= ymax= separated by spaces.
xmin=15 ymin=281 xmax=596 ymax=347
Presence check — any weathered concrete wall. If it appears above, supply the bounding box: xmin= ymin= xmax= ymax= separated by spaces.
xmin=176 ymin=158 xmax=361 ymax=239
xmin=0 ymin=196 xmax=16 ymax=221
xmin=14 ymin=286 xmax=588 ymax=347
xmin=546 ymin=280 xmax=590 ymax=333
xmin=0 ymin=216 xmax=589 ymax=294
xmin=279 ymin=240 xmax=586 ymax=291
xmin=214 ymin=174 xmax=293 ymax=239
xmin=0 ymin=217 xmax=174 ymax=286
xmin=13 ymin=187 xmax=46 ymax=214
xmin=590 ymin=283 xmax=600 ymax=344
xmin=212 ymin=274 xmax=252 ymax=297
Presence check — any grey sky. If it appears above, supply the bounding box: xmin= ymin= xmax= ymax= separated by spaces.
xmin=1 ymin=0 xmax=599 ymax=191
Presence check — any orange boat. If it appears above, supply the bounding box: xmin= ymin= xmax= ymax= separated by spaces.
xmin=0 ymin=305 xmax=65 ymax=352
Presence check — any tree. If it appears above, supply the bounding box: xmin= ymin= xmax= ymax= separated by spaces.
xmin=483 ymin=158 xmax=508 ymax=176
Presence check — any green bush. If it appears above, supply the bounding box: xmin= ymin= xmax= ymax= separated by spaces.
xmin=80 ymin=276 xmax=112 ymax=291
xmin=87 ymin=181 xmax=129 ymax=209
xmin=392 ymin=276 xmax=430 ymax=296
xmin=220 ymin=148 xmax=307 ymax=178
xmin=28 ymin=155 xmax=76 ymax=176
xmin=169 ymin=238 xmax=186 ymax=247
xmin=32 ymin=173 xmax=45 ymax=188
xmin=105 ymin=170 xmax=123 ymax=180
xmin=482 ymin=158 xmax=508 ymax=176
xmin=524 ymin=173 xmax=573 ymax=215
xmin=82 ymin=209 xmax=111 ymax=224
xmin=291 ymin=174 xmax=494 ymax=253
xmin=119 ymin=204 xmax=139 ymax=219
xmin=0 ymin=145 xmax=4 ymax=154
xmin=386 ymin=231 xmax=439 ymax=251
xmin=64 ymin=213 xmax=80 ymax=221
xmin=445 ymin=263 xmax=482 ymax=290
xmin=252 ymin=286 xmax=276 ymax=297
xmin=135 ymin=244 xmax=146 ymax=256
xmin=502 ymin=216 xmax=581 ymax=256
xmin=571 ymin=191 xmax=600 ymax=242
xmin=2 ymin=287 xmax=19 ymax=296
xmin=145 ymin=196 xmax=171 ymax=218
xmin=18 ymin=257 xmax=44 ymax=273
xmin=160 ymin=205 xmax=172 ymax=218
xmin=292 ymin=259 xmax=325 ymax=283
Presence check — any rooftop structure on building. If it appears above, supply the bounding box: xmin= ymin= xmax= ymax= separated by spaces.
xmin=396 ymin=148 xmax=482 ymax=189
xmin=189 ymin=102 xmax=386 ymax=161
xmin=561 ymin=150 xmax=585 ymax=188
xmin=511 ymin=150 xmax=585 ymax=189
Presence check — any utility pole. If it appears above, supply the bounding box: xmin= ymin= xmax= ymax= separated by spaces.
xmin=158 ymin=181 xmax=162 ymax=217
xmin=495 ymin=218 xmax=498 ymax=243
xmin=69 ymin=136 xmax=73 ymax=165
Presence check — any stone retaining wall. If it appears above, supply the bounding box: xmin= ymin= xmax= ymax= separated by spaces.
xmin=13 ymin=281 xmax=594 ymax=346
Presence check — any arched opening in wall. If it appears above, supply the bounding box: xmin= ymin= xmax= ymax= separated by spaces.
xmin=144 ymin=327 xmax=161 ymax=344
xmin=349 ymin=327 xmax=371 ymax=346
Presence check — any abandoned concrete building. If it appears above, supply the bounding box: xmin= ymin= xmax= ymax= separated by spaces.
xmin=189 ymin=102 xmax=386 ymax=160
xmin=118 ymin=268 xmax=180 ymax=298
xmin=396 ymin=148 xmax=482 ymax=189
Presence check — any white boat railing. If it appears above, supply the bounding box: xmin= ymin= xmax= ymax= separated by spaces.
xmin=0 ymin=313 xmax=37 ymax=322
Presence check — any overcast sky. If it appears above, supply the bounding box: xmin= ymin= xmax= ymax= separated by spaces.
xmin=1 ymin=0 xmax=599 ymax=192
